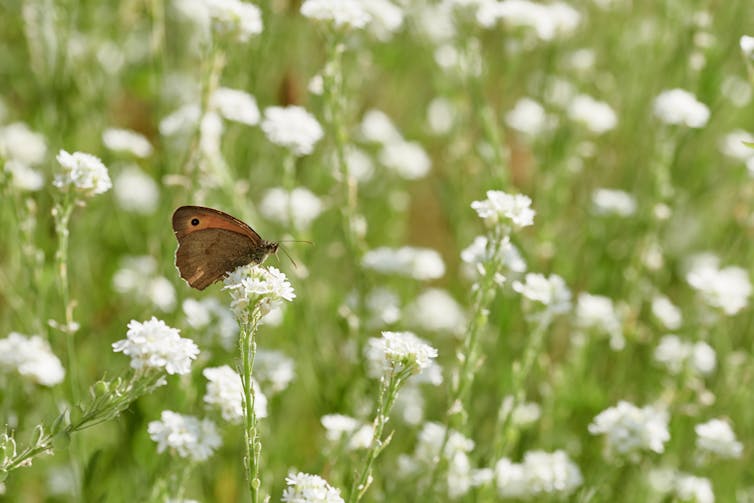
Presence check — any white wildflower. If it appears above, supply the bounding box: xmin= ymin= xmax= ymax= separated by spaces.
xmin=360 ymin=0 xmax=403 ymax=40
xmin=259 ymin=186 xmax=324 ymax=230
xmin=206 ymin=0 xmax=263 ymax=42
xmin=160 ymin=103 xmax=201 ymax=137
xmin=686 ymin=260 xmax=751 ymax=315
xmin=651 ymin=295 xmax=682 ymax=330
xmin=461 ymin=235 xmax=527 ymax=278
xmin=112 ymin=317 xmax=199 ymax=375
xmin=147 ymin=410 xmax=221 ymax=461
xmin=495 ymin=450 xmax=583 ymax=499
xmin=282 ymin=472 xmax=344 ymax=503
xmin=223 ymin=265 xmax=296 ymax=319
xmin=654 ymin=335 xmax=716 ymax=376
xmin=513 ymin=273 xmax=572 ymax=315
xmin=365 ymin=331 xmax=438 ymax=376
xmin=0 ymin=332 xmax=65 ymax=386
xmin=0 ymin=122 xmax=47 ymax=166
xmin=300 ymin=0 xmax=370 ymax=29
xmin=113 ymin=166 xmax=160 ymax=214
xmin=478 ymin=1 xmax=581 ymax=41
xmin=471 ymin=190 xmax=535 ymax=228
xmin=588 ymin=401 xmax=670 ymax=457
xmin=695 ymin=418 xmax=743 ymax=459
xmin=203 ymin=365 xmax=267 ymax=422
xmin=211 ymin=87 xmax=260 ymax=125
xmin=183 ymin=297 xmax=239 ymax=349
xmin=379 ymin=140 xmax=431 ymax=179
xmin=592 ymin=188 xmax=637 ymax=217
xmin=719 ymin=130 xmax=754 ymax=161
xmin=405 ymin=289 xmax=466 ymax=334
xmin=112 ymin=256 xmax=176 ymax=312
xmin=255 ymin=349 xmax=295 ymax=393
xmin=675 ymin=473 xmax=714 ymax=503
xmin=359 ymin=109 xmax=402 ymax=144
xmin=567 ymin=94 xmax=617 ymax=134
xmin=506 ymin=97 xmax=549 ymax=136
xmin=261 ymin=106 xmax=323 ymax=156
xmin=362 ymin=246 xmax=445 ymax=280
xmin=741 ymin=35 xmax=754 ymax=58
xmin=499 ymin=395 xmax=541 ymax=427
xmin=4 ymin=160 xmax=44 ymax=191
xmin=102 ymin=128 xmax=153 ymax=158
xmin=575 ymin=293 xmax=624 ymax=350
xmin=54 ymin=150 xmax=112 ymax=197
xmin=653 ymin=89 xmax=710 ymax=128
xmin=427 ymin=97 xmax=455 ymax=135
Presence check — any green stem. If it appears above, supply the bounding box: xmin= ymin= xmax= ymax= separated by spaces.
xmin=239 ymin=307 xmax=264 ymax=503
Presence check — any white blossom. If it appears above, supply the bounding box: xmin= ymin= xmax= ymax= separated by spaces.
xmin=4 ymin=160 xmax=44 ymax=191
xmin=255 ymin=349 xmax=295 ymax=393
xmin=211 ymin=87 xmax=260 ymax=125
xmin=513 ymin=273 xmax=572 ymax=315
xmin=261 ymin=106 xmax=323 ymax=156
xmin=112 ymin=255 xmax=176 ymax=311
xmin=365 ymin=331 xmax=438 ymax=376
xmin=113 ymin=166 xmax=160 ymax=214
xmin=695 ymin=418 xmax=743 ymax=459
xmin=206 ymin=0 xmax=263 ymax=42
xmin=506 ymin=97 xmax=549 ymax=136
xmin=362 ymin=246 xmax=445 ymax=280
xmin=651 ymin=295 xmax=682 ymax=330
xmin=223 ymin=265 xmax=296 ymax=319
xmin=495 ymin=450 xmax=582 ymax=499
xmin=478 ymin=1 xmax=581 ymax=41
xmin=379 ymin=140 xmax=431 ymax=179
xmin=0 ymin=122 xmax=47 ymax=166
xmin=471 ymin=190 xmax=535 ymax=228
xmin=654 ymin=335 xmax=716 ymax=376
xmin=102 ymin=128 xmax=153 ymax=158
xmin=282 ymin=472 xmax=344 ymax=503
xmin=575 ymin=293 xmax=624 ymax=350
xmin=741 ymin=35 xmax=754 ymax=58
xmin=147 ymin=410 xmax=221 ymax=461
xmin=568 ymin=94 xmax=617 ymax=134
xmin=0 ymin=332 xmax=65 ymax=386
xmin=54 ymin=150 xmax=112 ymax=197
xmin=183 ymin=297 xmax=239 ymax=349
xmin=588 ymin=401 xmax=670 ymax=457
xmin=259 ymin=186 xmax=324 ymax=230
xmin=359 ymin=109 xmax=402 ymax=144
xmin=112 ymin=317 xmax=199 ymax=375
xmin=300 ymin=0 xmax=371 ymax=29
xmin=592 ymin=188 xmax=637 ymax=217
xmin=203 ymin=365 xmax=267 ymax=422
xmin=653 ymin=88 xmax=710 ymax=128
xmin=686 ymin=258 xmax=751 ymax=315
xmin=405 ymin=289 xmax=466 ymax=334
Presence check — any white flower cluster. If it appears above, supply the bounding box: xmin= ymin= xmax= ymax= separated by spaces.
xmin=113 ymin=166 xmax=160 ymax=214
xmin=102 ymin=128 xmax=153 ymax=158
xmin=591 ymin=188 xmax=637 ymax=217
xmin=405 ymin=288 xmax=467 ymax=335
xmin=499 ymin=395 xmax=541 ymax=428
xmin=0 ymin=332 xmax=65 ymax=386
xmin=471 ymin=190 xmax=535 ymax=229
xmin=254 ymin=349 xmax=295 ymax=393
xmin=259 ymin=186 xmax=324 ymax=230
xmin=112 ymin=255 xmax=176 ymax=312
xmin=362 ymin=246 xmax=445 ymax=280
xmin=211 ymin=87 xmax=260 ymax=125
xmin=461 ymin=235 xmax=527 ymax=279
xmin=365 ymin=331 xmax=438 ymax=376
xmin=513 ymin=273 xmax=572 ymax=315
xmin=567 ymin=94 xmax=618 ymax=134
xmin=686 ymin=258 xmax=752 ymax=316
xmin=182 ymin=297 xmax=238 ymax=349
xmin=223 ymin=265 xmax=296 ymax=319
xmin=0 ymin=122 xmax=47 ymax=191
xmin=695 ymin=418 xmax=743 ymax=459
xmin=506 ymin=97 xmax=549 ymax=137
xmin=649 ymin=469 xmax=714 ymax=503
xmin=300 ymin=0 xmax=371 ymax=29
xmin=358 ymin=109 xmax=432 ymax=180
xmin=281 ymin=472 xmax=344 ymax=503
xmin=112 ymin=317 xmax=199 ymax=375
xmin=147 ymin=410 xmax=221 ymax=461
xmin=575 ymin=293 xmax=624 ymax=350
xmin=477 ymin=0 xmax=581 ymax=41
xmin=261 ymin=106 xmax=323 ymax=156
xmin=742 ymin=35 xmax=754 ymax=58
xmin=54 ymin=149 xmax=112 ymax=197
xmin=320 ymin=414 xmax=374 ymax=450
xmin=651 ymin=295 xmax=683 ymax=330
xmin=588 ymin=401 xmax=670 ymax=457
xmin=495 ymin=450 xmax=583 ymax=499
xmin=653 ymin=335 xmax=715 ymax=376
xmin=203 ymin=365 xmax=267 ymax=423
xmin=206 ymin=0 xmax=263 ymax=42
xmin=653 ymin=88 xmax=710 ymax=128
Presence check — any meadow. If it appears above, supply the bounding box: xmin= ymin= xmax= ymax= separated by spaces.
xmin=1 ymin=0 xmax=753 ymax=501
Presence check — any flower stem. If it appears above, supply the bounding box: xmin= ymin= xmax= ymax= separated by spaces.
xmin=239 ymin=307 xmax=264 ymax=503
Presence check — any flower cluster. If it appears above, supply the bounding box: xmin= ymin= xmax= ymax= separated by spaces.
xmin=575 ymin=293 xmax=624 ymax=350
xmin=211 ymin=87 xmax=260 ymax=125
xmin=653 ymin=89 xmax=710 ymax=128
xmin=261 ymin=106 xmax=323 ymax=156
xmin=254 ymin=349 xmax=295 ymax=393
xmin=223 ymin=265 xmax=296 ymax=320
xmin=281 ymin=472 xmax=344 ymax=503
xmin=147 ymin=410 xmax=221 ymax=462
xmin=513 ymin=273 xmax=572 ymax=315
xmin=112 ymin=255 xmax=176 ymax=312
xmin=0 ymin=122 xmax=46 ymax=191
xmin=183 ymin=297 xmax=238 ymax=349
xmin=365 ymin=331 xmax=438 ymax=377
xmin=112 ymin=317 xmax=199 ymax=375
xmin=320 ymin=414 xmax=374 ymax=450
xmin=686 ymin=258 xmax=752 ymax=316
xmin=588 ymin=401 xmax=670 ymax=458
xmin=653 ymin=335 xmax=716 ymax=376
xmin=300 ymin=0 xmax=370 ymax=30
xmin=0 ymin=332 xmax=65 ymax=386
xmin=362 ymin=246 xmax=445 ymax=280
xmin=203 ymin=365 xmax=267 ymax=423
xmin=54 ymin=150 xmax=112 ymax=197
xmin=259 ymin=186 xmax=324 ymax=230
xmin=495 ymin=450 xmax=583 ymax=499
xmin=102 ymin=128 xmax=153 ymax=158
xmin=113 ymin=166 xmax=160 ymax=214
xmin=471 ymin=190 xmax=535 ymax=229
xmin=206 ymin=0 xmax=263 ymax=42
xmin=694 ymin=418 xmax=743 ymax=459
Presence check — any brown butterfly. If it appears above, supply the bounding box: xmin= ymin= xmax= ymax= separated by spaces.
xmin=172 ymin=206 xmax=279 ymax=290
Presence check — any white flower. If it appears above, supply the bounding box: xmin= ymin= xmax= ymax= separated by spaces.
xmin=675 ymin=473 xmax=714 ymax=503
xmin=654 ymin=335 xmax=716 ymax=376
xmin=506 ymin=97 xmax=549 ymax=136
xmin=471 ymin=190 xmax=535 ymax=228
xmin=113 ymin=166 xmax=160 ymax=214
xmin=588 ymin=401 xmax=670 ymax=457
xmin=211 ymin=87 xmax=260 ymax=125
xmin=112 ymin=256 xmax=175 ymax=311
xmin=568 ymin=94 xmax=617 ymax=134
xmin=427 ymin=97 xmax=455 ymax=135
xmin=54 ymin=150 xmax=112 ymax=197
xmin=359 ymin=0 xmax=403 ymax=40
xmin=160 ymin=103 xmax=201 ymax=137
xmin=203 ymin=365 xmax=267 ymax=422
xmin=337 ymin=146 xmax=374 ymax=183
xmin=183 ymin=297 xmax=239 ymax=349
xmin=378 ymin=140 xmax=431 ymax=179
xmin=254 ymin=349 xmax=295 ymax=393
xmin=321 ymin=414 xmax=360 ymax=442
xmin=359 ymin=109 xmax=402 ymax=144
xmin=362 ymin=246 xmax=445 ymax=280
xmin=112 ymin=317 xmax=199 ymax=375
xmin=478 ymin=0 xmax=581 ymax=40
xmin=261 ymin=106 xmax=323 ymax=156
xmin=259 ymin=186 xmax=324 ymax=230
xmin=695 ymin=418 xmax=743 ymax=459
xmin=499 ymin=396 xmax=541 ymax=427
xmin=575 ymin=293 xmax=624 ymax=350
xmin=0 ymin=122 xmax=47 ymax=165
xmin=653 ymin=89 xmax=710 ymax=128
xmin=719 ymin=129 xmax=754 ymax=161
xmin=282 ymin=472 xmax=344 ymax=503
xmin=495 ymin=450 xmax=582 ymax=499
xmin=4 ymin=160 xmax=44 ymax=191
xmin=147 ymin=410 xmax=221 ymax=461
xmin=405 ymin=289 xmax=466 ymax=334
xmin=741 ymin=35 xmax=754 ymax=58
xmin=687 ymin=260 xmax=751 ymax=315
xmin=513 ymin=273 xmax=572 ymax=315
xmin=651 ymin=295 xmax=682 ymax=330
xmin=365 ymin=331 xmax=438 ymax=376
xmin=300 ymin=0 xmax=371 ymax=29
xmin=0 ymin=332 xmax=65 ymax=386
xmin=592 ymin=188 xmax=636 ymax=216
xmin=206 ymin=0 xmax=263 ymax=42
xmin=223 ymin=265 xmax=296 ymax=319
xmin=102 ymin=128 xmax=153 ymax=157
xmin=461 ymin=235 xmax=526 ymax=277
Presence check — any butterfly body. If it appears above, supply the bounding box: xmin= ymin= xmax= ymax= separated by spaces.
xmin=172 ymin=206 xmax=278 ymax=290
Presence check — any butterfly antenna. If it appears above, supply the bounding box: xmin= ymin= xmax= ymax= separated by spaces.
xmin=278 ymin=244 xmax=298 ymax=269
xmin=278 ymin=239 xmax=314 ymax=246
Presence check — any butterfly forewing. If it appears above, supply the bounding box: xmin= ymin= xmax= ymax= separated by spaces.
xmin=172 ymin=206 xmax=263 ymax=244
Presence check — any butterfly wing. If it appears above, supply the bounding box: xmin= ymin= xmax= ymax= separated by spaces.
xmin=172 ymin=206 xmax=263 ymax=244
xmin=175 ymin=227 xmax=256 ymax=290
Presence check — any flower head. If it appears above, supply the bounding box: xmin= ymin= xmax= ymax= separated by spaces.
xmin=653 ymin=335 xmax=715 ymax=376
xmin=113 ymin=166 xmax=160 ymax=214
xmin=575 ymin=293 xmax=624 ymax=350
xmin=300 ymin=0 xmax=371 ymax=30
xmin=513 ymin=273 xmax=572 ymax=315
xmin=0 ymin=332 xmax=65 ymax=386
xmin=592 ymin=188 xmax=637 ymax=217
xmin=740 ymin=35 xmax=754 ymax=58
xmin=206 ymin=0 xmax=263 ymax=42
xmin=365 ymin=331 xmax=438 ymax=376
xmin=211 ymin=87 xmax=260 ymax=125
xmin=112 ymin=317 xmax=199 ymax=375
xmin=203 ymin=365 xmax=267 ymax=422
xmin=147 ymin=410 xmax=221 ymax=461
xmin=686 ymin=260 xmax=751 ymax=316
xmin=223 ymin=265 xmax=296 ymax=320
xmin=54 ymin=150 xmax=111 ymax=197
xmin=568 ymin=94 xmax=617 ymax=134
xmin=0 ymin=122 xmax=47 ymax=166
xmin=588 ymin=401 xmax=670 ymax=458
xmin=695 ymin=418 xmax=742 ymax=459
xmin=102 ymin=128 xmax=153 ymax=158
xmin=506 ymin=97 xmax=549 ymax=136
xmin=471 ymin=190 xmax=535 ymax=229
xmin=362 ymin=246 xmax=445 ymax=280
xmin=254 ymin=349 xmax=295 ymax=393
xmin=495 ymin=450 xmax=583 ymax=499
xmin=378 ymin=140 xmax=432 ymax=179
xmin=653 ymin=89 xmax=710 ymax=128
xmin=183 ymin=297 xmax=239 ymax=349
xmin=261 ymin=106 xmax=323 ymax=156
xmin=259 ymin=186 xmax=324 ymax=230
xmin=282 ymin=472 xmax=344 ymax=503
xmin=405 ymin=288 xmax=467 ymax=334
